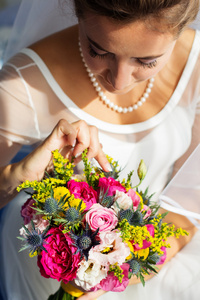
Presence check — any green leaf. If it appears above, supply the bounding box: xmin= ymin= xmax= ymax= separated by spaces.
xmin=139 ymin=273 xmax=145 ymax=286
xmin=47 ymin=286 xmax=77 ymax=300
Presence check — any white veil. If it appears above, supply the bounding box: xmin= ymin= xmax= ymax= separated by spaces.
xmin=3 ymin=0 xmax=78 ymax=63
xmin=3 ymin=0 xmax=200 ymax=63
xmin=159 ymin=144 xmax=200 ymax=229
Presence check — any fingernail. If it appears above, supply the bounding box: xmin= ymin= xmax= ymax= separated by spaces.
xmin=72 ymin=139 xmax=76 ymax=147
xmin=105 ymin=163 xmax=112 ymax=172
xmin=75 ymin=152 xmax=82 ymax=159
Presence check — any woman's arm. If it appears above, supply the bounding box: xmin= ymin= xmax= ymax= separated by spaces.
xmin=0 ymin=119 xmax=111 ymax=209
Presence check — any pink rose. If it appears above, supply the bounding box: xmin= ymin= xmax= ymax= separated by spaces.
xmin=21 ymin=198 xmax=36 ymax=225
xmin=133 ymin=224 xmax=154 ymax=250
xmin=67 ymin=180 xmax=97 ymax=210
xmin=93 ymin=263 xmax=130 ymax=292
xmin=37 ymin=227 xmax=80 ymax=283
xmin=98 ymin=177 xmax=126 ymax=196
xmin=157 ymin=246 xmax=167 ymax=265
xmin=127 ymin=189 xmax=141 ymax=210
xmin=85 ymin=203 xmax=118 ymax=232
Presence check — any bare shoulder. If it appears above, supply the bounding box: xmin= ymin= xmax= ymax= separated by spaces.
xmin=166 ymin=27 xmax=197 ymax=83
xmin=29 ymin=25 xmax=79 ymax=69
xmin=174 ymin=27 xmax=196 ymax=60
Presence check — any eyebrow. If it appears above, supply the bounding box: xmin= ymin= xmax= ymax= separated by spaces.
xmin=87 ymin=36 xmax=164 ymax=60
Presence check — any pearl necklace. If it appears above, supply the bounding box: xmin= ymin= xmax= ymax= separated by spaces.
xmin=78 ymin=41 xmax=154 ymax=114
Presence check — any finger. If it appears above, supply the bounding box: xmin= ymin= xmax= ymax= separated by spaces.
xmin=72 ymin=120 xmax=91 ymax=157
xmin=44 ymin=119 xmax=77 ymax=151
xmin=86 ymin=126 xmax=112 ymax=172
xmin=78 ymin=289 xmax=107 ymax=300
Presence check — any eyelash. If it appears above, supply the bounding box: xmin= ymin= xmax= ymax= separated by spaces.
xmin=88 ymin=45 xmax=108 ymax=59
xmin=138 ymin=60 xmax=157 ymax=69
xmin=88 ymin=44 xmax=157 ymax=68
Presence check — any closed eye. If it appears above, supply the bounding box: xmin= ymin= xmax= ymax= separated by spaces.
xmin=137 ymin=59 xmax=157 ymax=68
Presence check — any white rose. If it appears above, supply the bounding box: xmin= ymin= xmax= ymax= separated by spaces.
xmin=112 ymin=190 xmax=132 ymax=214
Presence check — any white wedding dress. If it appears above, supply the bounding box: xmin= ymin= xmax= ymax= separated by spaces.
xmin=0 ymin=1 xmax=200 ymax=299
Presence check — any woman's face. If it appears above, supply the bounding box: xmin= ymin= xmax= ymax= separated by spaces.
xmin=79 ymin=14 xmax=177 ymax=95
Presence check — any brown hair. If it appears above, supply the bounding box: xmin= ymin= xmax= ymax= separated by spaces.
xmin=73 ymin=0 xmax=200 ymax=35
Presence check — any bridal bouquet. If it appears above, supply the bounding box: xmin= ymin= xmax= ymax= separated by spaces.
xmin=17 ymin=150 xmax=187 ymax=299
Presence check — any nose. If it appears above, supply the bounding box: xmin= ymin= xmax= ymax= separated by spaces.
xmin=107 ymin=60 xmax=134 ymax=91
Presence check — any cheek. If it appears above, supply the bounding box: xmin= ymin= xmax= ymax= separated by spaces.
xmin=83 ymin=50 xmax=107 ymax=74
xmin=135 ymin=56 xmax=170 ymax=81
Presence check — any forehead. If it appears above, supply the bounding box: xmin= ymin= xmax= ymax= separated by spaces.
xmin=79 ymin=14 xmax=175 ymax=57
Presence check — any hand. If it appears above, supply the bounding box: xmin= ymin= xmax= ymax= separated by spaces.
xmin=78 ymin=289 xmax=107 ymax=300
xmin=17 ymin=119 xmax=111 ymax=183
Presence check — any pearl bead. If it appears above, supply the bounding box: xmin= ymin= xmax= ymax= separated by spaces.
xmin=79 ymin=41 xmax=154 ymax=114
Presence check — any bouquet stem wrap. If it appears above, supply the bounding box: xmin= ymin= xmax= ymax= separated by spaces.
xmin=48 ymin=282 xmax=84 ymax=300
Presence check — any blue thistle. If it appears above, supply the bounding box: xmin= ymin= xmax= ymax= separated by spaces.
xmin=148 ymin=253 xmax=161 ymax=264
xmin=44 ymin=197 xmax=59 ymax=214
xmin=128 ymin=259 xmax=141 ymax=275
xmin=36 ymin=188 xmax=71 ymax=216
xmin=120 ymin=209 xmax=143 ymax=225
xmin=101 ymin=196 xmax=114 ymax=208
xmin=129 ymin=211 xmax=143 ymax=225
xmin=119 ymin=209 xmax=133 ymax=223
xmin=70 ymin=223 xmax=100 ymax=260
xmin=65 ymin=207 xmax=80 ymax=222
xmin=18 ymin=220 xmax=51 ymax=255
xmin=99 ymin=187 xmax=115 ymax=208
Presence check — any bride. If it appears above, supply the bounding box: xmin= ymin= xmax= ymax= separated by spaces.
xmin=0 ymin=1 xmax=200 ymax=299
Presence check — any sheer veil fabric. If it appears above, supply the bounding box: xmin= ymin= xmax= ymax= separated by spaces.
xmin=3 ymin=0 xmax=78 ymax=63
xmin=159 ymin=144 xmax=200 ymax=229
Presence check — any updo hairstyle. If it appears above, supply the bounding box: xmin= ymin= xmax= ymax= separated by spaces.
xmin=73 ymin=0 xmax=200 ymax=35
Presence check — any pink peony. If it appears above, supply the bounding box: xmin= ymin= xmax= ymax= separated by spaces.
xmin=157 ymin=246 xmax=167 ymax=265
xmin=85 ymin=203 xmax=118 ymax=232
xmin=127 ymin=189 xmax=141 ymax=210
xmin=37 ymin=227 xmax=80 ymax=283
xmin=133 ymin=224 xmax=154 ymax=250
xmin=98 ymin=177 xmax=126 ymax=196
xmin=67 ymin=180 xmax=97 ymax=210
xmin=93 ymin=263 xmax=130 ymax=292
xmin=21 ymin=197 xmax=36 ymax=225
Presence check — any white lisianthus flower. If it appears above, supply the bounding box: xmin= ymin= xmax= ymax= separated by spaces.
xmin=74 ymin=259 xmax=107 ymax=290
xmin=89 ymin=230 xmax=130 ymax=267
xmin=112 ymin=190 xmax=133 ymax=214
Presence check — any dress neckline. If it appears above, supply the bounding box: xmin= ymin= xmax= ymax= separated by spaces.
xmin=20 ymin=31 xmax=200 ymax=134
